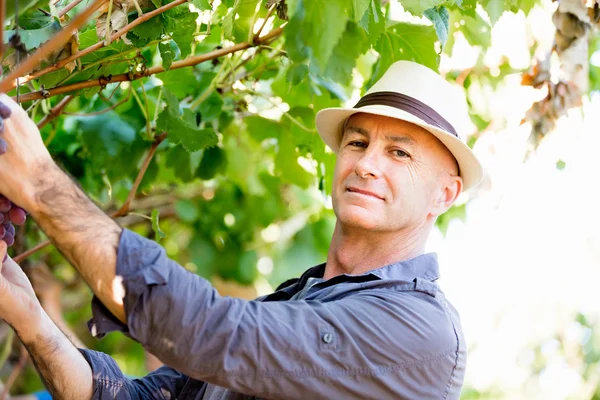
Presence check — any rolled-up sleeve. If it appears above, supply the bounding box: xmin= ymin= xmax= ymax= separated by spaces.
xmin=99 ymin=229 xmax=461 ymax=399
xmin=78 ymin=349 xmax=189 ymax=399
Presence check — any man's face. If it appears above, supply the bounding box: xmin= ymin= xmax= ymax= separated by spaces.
xmin=331 ymin=113 xmax=460 ymax=233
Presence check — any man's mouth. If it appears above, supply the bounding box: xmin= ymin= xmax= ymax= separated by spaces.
xmin=346 ymin=187 xmax=384 ymax=200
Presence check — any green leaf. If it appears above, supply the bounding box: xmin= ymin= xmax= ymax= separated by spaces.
xmin=151 ymin=209 xmax=166 ymax=241
xmin=222 ymin=0 xmax=240 ymax=39
xmin=196 ymin=146 xmax=227 ymax=180
xmin=358 ymin=0 xmax=385 ymax=42
xmin=324 ymin=21 xmax=369 ymax=85
xmin=162 ymin=88 xmax=180 ymax=113
xmin=198 ymin=91 xmax=224 ymax=122
xmin=275 ymin=133 xmax=314 ymax=188
xmin=193 ymin=0 xmax=213 ymax=10
xmin=157 ymin=105 xmax=218 ymax=152
xmin=131 ymin=14 xmax=164 ymax=41
xmin=424 ymin=7 xmax=449 ymax=48
xmin=4 ymin=20 xmax=61 ymax=50
xmin=157 ymin=68 xmax=197 ymax=97
xmin=459 ymin=12 xmax=491 ymax=48
xmin=285 ymin=0 xmax=349 ymax=70
xmin=352 ymin=0 xmax=371 ymax=21
xmin=400 ymin=0 xmax=450 ymax=16
xmin=164 ymin=6 xmax=199 ymax=59
xmin=368 ymin=23 xmax=439 ymax=88
xmin=245 ymin=116 xmax=283 ymax=142
xmin=482 ymin=0 xmax=504 ymax=25
xmin=435 ymin=203 xmax=466 ymax=236
xmin=175 ymin=199 xmax=199 ymax=222
xmin=286 ymin=63 xmax=309 ymax=85
xmin=166 ymin=145 xmax=194 ymax=182
xmin=159 ymin=42 xmax=175 ymax=71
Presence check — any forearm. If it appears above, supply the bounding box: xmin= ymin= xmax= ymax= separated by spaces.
xmin=18 ymin=312 xmax=93 ymax=400
xmin=28 ymin=163 xmax=125 ymax=322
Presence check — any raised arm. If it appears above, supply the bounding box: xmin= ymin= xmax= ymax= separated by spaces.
xmin=0 ymin=94 xmax=126 ymax=323
xmin=0 ymin=242 xmax=94 ymax=399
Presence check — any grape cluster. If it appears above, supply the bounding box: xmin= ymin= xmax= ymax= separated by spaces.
xmin=0 ymin=195 xmax=26 ymax=247
xmin=0 ymin=102 xmax=10 ymax=155
xmin=0 ymin=102 xmax=27 ymax=254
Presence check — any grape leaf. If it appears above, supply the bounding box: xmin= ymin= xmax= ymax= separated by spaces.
xmin=164 ymin=6 xmax=199 ymax=59
xmin=458 ymin=11 xmax=491 ymax=48
xmin=275 ymin=133 xmax=314 ymax=188
xmin=193 ymin=0 xmax=213 ymax=10
xmin=368 ymin=23 xmax=439 ymax=88
xmin=196 ymin=146 xmax=227 ymax=180
xmin=156 ymin=68 xmax=197 ymax=97
xmin=245 ymin=116 xmax=283 ymax=141
xmin=285 ymin=0 xmax=349 ymax=70
xmin=4 ymin=20 xmax=61 ymax=50
xmin=358 ymin=0 xmax=385 ymax=41
xmin=157 ymin=105 xmax=218 ymax=152
xmin=151 ymin=209 xmax=166 ymax=241
xmin=424 ymin=7 xmax=449 ymax=48
xmin=175 ymin=199 xmax=199 ymax=222
xmin=198 ymin=91 xmax=224 ymax=122
xmin=159 ymin=42 xmax=175 ymax=70
xmin=166 ymin=145 xmax=194 ymax=182
xmin=131 ymin=14 xmax=164 ymax=41
xmin=400 ymin=0 xmax=449 ymax=16
xmin=325 ymin=21 xmax=370 ymax=85
xmin=352 ymin=0 xmax=370 ymax=21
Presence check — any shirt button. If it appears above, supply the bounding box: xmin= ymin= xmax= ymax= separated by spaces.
xmin=322 ymin=333 xmax=333 ymax=344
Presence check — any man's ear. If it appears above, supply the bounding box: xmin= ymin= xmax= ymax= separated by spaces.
xmin=430 ymin=175 xmax=463 ymax=218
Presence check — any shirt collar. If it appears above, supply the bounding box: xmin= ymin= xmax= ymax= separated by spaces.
xmin=290 ymin=252 xmax=440 ymax=289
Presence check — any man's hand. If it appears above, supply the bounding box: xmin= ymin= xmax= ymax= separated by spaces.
xmin=0 ymin=94 xmax=55 ymax=213
xmin=0 ymin=241 xmax=45 ymax=340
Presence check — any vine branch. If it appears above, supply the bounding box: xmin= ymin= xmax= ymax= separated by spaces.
xmin=113 ymin=132 xmax=167 ymax=217
xmin=15 ymin=27 xmax=285 ymax=102
xmin=58 ymin=0 xmax=86 ymax=17
xmin=19 ymin=0 xmax=190 ymax=88
xmin=36 ymin=95 xmax=75 ymax=129
xmin=0 ymin=0 xmax=108 ymax=94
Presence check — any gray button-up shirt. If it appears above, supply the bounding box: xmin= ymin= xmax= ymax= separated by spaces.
xmin=79 ymin=229 xmax=466 ymax=399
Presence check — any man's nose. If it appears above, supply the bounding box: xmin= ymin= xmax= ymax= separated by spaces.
xmin=354 ymin=148 xmax=383 ymax=179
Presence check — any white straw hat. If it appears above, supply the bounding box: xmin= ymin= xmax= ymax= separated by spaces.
xmin=315 ymin=61 xmax=483 ymax=191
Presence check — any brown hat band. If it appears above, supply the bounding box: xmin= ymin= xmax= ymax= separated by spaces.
xmin=353 ymin=91 xmax=458 ymax=138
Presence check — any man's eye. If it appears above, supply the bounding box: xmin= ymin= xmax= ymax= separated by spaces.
xmin=394 ymin=149 xmax=409 ymax=157
xmin=349 ymin=141 xmax=367 ymax=148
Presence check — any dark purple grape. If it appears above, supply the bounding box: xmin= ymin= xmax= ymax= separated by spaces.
xmin=4 ymin=223 xmax=14 ymax=236
xmin=3 ymin=233 xmax=14 ymax=247
xmin=8 ymin=207 xmax=26 ymax=225
xmin=0 ymin=139 xmax=6 ymax=155
xmin=0 ymin=103 xmax=10 ymax=119
xmin=0 ymin=213 xmax=4 ymax=225
xmin=0 ymin=224 xmax=5 ymax=240
xmin=0 ymin=196 xmax=11 ymax=212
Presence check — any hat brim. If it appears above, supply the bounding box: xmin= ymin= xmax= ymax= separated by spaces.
xmin=315 ymin=105 xmax=483 ymax=191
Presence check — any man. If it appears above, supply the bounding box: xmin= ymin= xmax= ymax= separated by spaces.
xmin=0 ymin=60 xmax=482 ymax=399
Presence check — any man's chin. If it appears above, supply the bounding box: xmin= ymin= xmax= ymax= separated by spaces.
xmin=336 ymin=207 xmax=381 ymax=231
